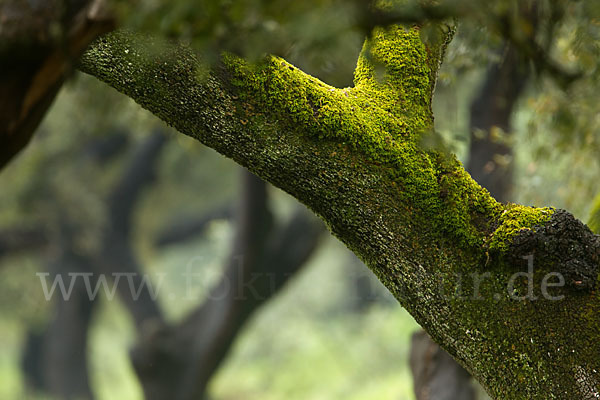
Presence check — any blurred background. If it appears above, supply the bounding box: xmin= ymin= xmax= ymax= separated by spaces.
xmin=1 ymin=0 xmax=599 ymax=399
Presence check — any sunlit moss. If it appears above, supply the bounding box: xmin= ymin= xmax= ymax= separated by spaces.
xmin=486 ymin=204 xmax=554 ymax=253
xmin=224 ymin=25 xmax=503 ymax=250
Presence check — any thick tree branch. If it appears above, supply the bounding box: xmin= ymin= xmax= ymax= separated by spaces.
xmin=79 ymin=27 xmax=600 ymax=399
xmin=410 ymin=36 xmax=532 ymax=400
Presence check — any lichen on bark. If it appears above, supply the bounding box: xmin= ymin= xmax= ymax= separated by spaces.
xmin=79 ymin=21 xmax=600 ymax=400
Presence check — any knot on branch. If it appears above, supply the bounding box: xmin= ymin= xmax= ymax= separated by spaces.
xmin=506 ymin=209 xmax=600 ymax=291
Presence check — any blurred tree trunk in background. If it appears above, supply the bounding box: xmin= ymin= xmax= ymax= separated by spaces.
xmin=466 ymin=45 xmax=530 ymax=203
xmin=131 ymin=170 xmax=325 ymax=400
xmin=17 ymin=131 xmax=324 ymax=400
xmin=22 ymin=248 xmax=97 ymax=400
xmin=410 ymin=330 xmax=475 ymax=400
xmin=20 ymin=130 xmax=167 ymax=399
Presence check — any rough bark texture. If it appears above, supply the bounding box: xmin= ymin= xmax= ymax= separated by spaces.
xmin=77 ymin=26 xmax=600 ymax=399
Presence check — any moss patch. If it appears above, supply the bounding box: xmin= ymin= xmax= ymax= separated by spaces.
xmin=354 ymin=25 xmax=433 ymax=131
xmin=486 ymin=204 xmax=554 ymax=253
xmin=223 ymin=25 xmax=505 ymax=250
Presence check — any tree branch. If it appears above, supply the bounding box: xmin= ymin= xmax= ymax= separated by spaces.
xmin=79 ymin=27 xmax=600 ymax=399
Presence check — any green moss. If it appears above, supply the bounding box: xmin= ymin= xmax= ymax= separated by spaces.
xmin=224 ymin=25 xmax=433 ymax=147
xmin=223 ymin=25 xmax=506 ymax=250
xmin=486 ymin=204 xmax=554 ymax=253
xmin=354 ymin=25 xmax=433 ymax=131
xmin=434 ymin=159 xmax=503 ymax=247
xmin=88 ymin=28 xmax=548 ymax=257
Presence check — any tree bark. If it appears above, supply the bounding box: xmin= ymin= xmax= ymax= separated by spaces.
xmin=77 ymin=26 xmax=600 ymax=399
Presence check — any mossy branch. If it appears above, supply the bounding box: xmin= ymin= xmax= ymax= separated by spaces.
xmin=79 ymin=27 xmax=600 ymax=399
